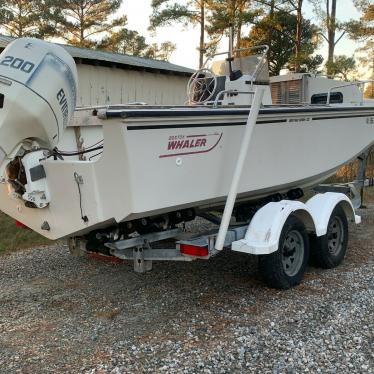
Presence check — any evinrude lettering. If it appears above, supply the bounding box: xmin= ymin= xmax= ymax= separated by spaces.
xmin=57 ymin=88 xmax=69 ymax=126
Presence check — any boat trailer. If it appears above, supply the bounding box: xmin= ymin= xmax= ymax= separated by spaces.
xmin=68 ymin=89 xmax=371 ymax=289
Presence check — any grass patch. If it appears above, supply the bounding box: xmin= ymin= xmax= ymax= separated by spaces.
xmin=0 ymin=212 xmax=54 ymax=255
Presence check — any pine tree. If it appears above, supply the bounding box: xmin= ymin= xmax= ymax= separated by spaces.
xmin=150 ymin=0 xmax=207 ymax=67
xmin=98 ymin=28 xmax=149 ymax=55
xmin=309 ymin=0 xmax=347 ymax=77
xmin=325 ymin=55 xmax=357 ymax=80
xmin=54 ymin=0 xmax=126 ymax=48
xmin=98 ymin=27 xmax=176 ymax=61
xmin=247 ymin=11 xmax=323 ymax=75
xmin=347 ymin=1 xmax=373 ymax=82
xmin=0 ymin=0 xmax=50 ymax=38
xmin=206 ymin=0 xmax=261 ymax=51
xmin=144 ymin=41 xmax=176 ymax=61
xmin=285 ymin=0 xmax=304 ymax=72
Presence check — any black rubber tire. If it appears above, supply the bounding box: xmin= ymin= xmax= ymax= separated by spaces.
xmin=311 ymin=205 xmax=348 ymax=269
xmin=259 ymin=215 xmax=309 ymax=289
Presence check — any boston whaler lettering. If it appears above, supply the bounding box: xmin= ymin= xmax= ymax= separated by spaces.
xmin=0 ymin=37 xmax=373 ymax=289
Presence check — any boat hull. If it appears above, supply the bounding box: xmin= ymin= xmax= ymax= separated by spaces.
xmin=1 ymin=106 xmax=373 ymax=239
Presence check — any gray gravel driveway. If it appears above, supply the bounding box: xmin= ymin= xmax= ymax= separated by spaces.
xmin=0 ymin=206 xmax=373 ymax=373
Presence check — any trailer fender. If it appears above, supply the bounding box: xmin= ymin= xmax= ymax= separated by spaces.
xmin=305 ymin=192 xmax=361 ymax=236
xmin=232 ymin=200 xmax=316 ymax=255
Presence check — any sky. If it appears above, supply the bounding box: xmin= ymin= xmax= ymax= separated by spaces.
xmin=120 ymin=0 xmax=364 ymax=74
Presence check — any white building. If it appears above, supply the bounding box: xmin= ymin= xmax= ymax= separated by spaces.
xmin=0 ymin=35 xmax=193 ymax=107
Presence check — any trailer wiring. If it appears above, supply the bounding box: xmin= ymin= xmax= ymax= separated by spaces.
xmin=56 ymin=145 xmax=104 ymax=156
xmin=88 ymin=151 xmax=103 ymax=161
xmin=55 ymin=139 xmax=104 ymax=155
xmin=48 ymin=145 xmax=104 ymax=159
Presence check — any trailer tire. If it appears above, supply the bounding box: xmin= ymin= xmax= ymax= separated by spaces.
xmin=259 ymin=215 xmax=309 ymax=289
xmin=311 ymin=205 xmax=348 ymax=269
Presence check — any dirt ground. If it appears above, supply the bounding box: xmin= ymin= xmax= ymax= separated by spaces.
xmin=0 ymin=204 xmax=373 ymax=373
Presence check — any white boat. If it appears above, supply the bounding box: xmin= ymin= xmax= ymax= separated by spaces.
xmin=0 ymin=37 xmax=373 ymax=245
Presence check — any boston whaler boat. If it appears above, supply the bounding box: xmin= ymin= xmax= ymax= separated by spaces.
xmin=0 ymin=37 xmax=373 ymax=288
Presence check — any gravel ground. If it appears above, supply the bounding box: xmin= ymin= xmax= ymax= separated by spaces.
xmin=0 ymin=205 xmax=373 ymax=373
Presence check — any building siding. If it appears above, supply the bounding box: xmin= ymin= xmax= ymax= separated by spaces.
xmin=76 ymin=64 xmax=189 ymax=107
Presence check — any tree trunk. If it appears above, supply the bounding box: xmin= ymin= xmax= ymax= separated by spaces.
xmin=18 ymin=4 xmax=23 ymax=37
xmin=372 ymin=54 xmax=374 ymax=97
xmin=294 ymin=0 xmax=303 ymax=72
xmin=199 ymin=0 xmax=205 ymax=68
xmin=327 ymin=0 xmax=337 ymax=77
xmin=236 ymin=20 xmax=242 ymax=49
xmin=236 ymin=0 xmax=245 ymax=50
xmin=79 ymin=4 xmax=85 ymax=46
xmin=268 ymin=0 xmax=275 ymax=64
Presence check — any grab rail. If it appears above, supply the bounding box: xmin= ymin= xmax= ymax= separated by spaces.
xmin=327 ymin=80 xmax=374 ymax=105
xmin=215 ymin=86 xmax=265 ymax=251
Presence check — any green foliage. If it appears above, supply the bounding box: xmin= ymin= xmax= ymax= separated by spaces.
xmin=98 ymin=28 xmax=149 ymax=55
xmin=0 ymin=0 xmax=128 ymax=48
xmin=289 ymin=53 xmax=324 ymax=74
xmin=150 ymin=0 xmax=206 ymax=66
xmin=150 ymin=1 xmax=201 ymax=29
xmin=144 ymin=41 xmax=176 ymax=61
xmin=98 ymin=28 xmax=176 ymax=61
xmin=0 ymin=0 xmax=52 ymax=38
xmin=309 ymin=0 xmax=347 ymax=76
xmin=347 ymin=1 xmax=373 ymax=79
xmin=309 ymin=0 xmax=343 ymax=31
xmin=246 ymin=11 xmax=322 ymax=75
xmin=53 ymin=0 xmax=126 ymax=48
xmin=325 ymin=55 xmax=356 ymax=80
xmin=355 ymin=40 xmax=373 ymax=79
xmin=352 ymin=0 xmax=373 ymax=14
xmin=206 ymin=0 xmax=261 ymax=48
xmin=347 ymin=1 xmax=373 ymax=41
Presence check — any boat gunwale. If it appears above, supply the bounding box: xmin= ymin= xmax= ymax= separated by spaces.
xmin=103 ymin=105 xmax=374 ymax=120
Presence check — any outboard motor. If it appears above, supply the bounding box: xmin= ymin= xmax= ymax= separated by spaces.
xmin=0 ymin=38 xmax=78 ymax=208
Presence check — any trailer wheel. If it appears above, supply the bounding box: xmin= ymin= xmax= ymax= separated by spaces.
xmin=259 ymin=215 xmax=309 ymax=289
xmin=312 ymin=205 xmax=348 ymax=269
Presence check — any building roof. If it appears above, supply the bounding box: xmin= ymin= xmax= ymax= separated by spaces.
xmin=0 ymin=34 xmax=194 ymax=76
